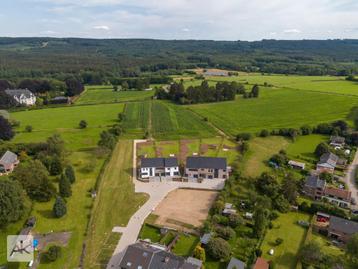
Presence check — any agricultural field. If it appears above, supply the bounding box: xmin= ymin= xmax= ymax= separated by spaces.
xmin=189 ymin=87 xmax=358 ymax=136
xmin=84 ymin=141 xmax=148 ymax=269
xmin=136 ymin=137 xmax=238 ymax=165
xmin=261 ymin=212 xmax=312 ymax=269
xmin=76 ymin=86 xmax=154 ymax=105
xmin=122 ymin=101 xmax=150 ymax=132
xmin=11 ymin=103 xmax=124 ymax=150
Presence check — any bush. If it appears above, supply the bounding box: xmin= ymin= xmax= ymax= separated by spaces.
xmin=53 ymin=196 xmax=67 ymax=218
xmin=260 ymin=129 xmax=270 ymax=137
xmin=79 ymin=120 xmax=87 ymax=129
xmin=206 ymin=238 xmax=231 ymax=260
xmin=65 ymin=165 xmax=76 ymax=184
xmin=41 ymin=245 xmax=61 ymax=263
xmin=236 ymin=133 xmax=252 ymax=141
xmin=275 ymin=238 xmax=283 ymax=245
xmin=25 ymin=125 xmax=33 ymax=132
xmin=193 ymin=245 xmax=206 ymax=262
xmin=229 ymin=214 xmax=244 ymax=228
xmin=212 ymin=214 xmax=229 ymax=226
xmin=215 ymin=226 xmax=235 ymax=240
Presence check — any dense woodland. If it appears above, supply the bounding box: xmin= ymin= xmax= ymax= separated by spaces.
xmin=2 ymin=38 xmax=358 ymax=81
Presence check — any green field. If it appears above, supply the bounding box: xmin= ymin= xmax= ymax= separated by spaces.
xmin=189 ymin=88 xmax=358 ymax=136
xmin=85 ymin=141 xmax=148 ymax=269
xmin=122 ymin=101 xmax=150 ymax=130
xmin=11 ymin=103 xmax=124 ymax=150
xmin=261 ymin=212 xmax=312 ymax=269
xmin=76 ymin=86 xmax=154 ymax=105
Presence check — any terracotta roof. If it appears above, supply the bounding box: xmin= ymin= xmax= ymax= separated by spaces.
xmin=253 ymin=258 xmax=269 ymax=269
xmin=324 ymin=187 xmax=351 ymax=201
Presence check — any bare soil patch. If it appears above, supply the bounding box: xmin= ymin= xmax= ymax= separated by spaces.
xmin=153 ymin=189 xmax=217 ymax=231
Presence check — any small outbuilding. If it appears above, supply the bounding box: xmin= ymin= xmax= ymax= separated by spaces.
xmin=227 ymin=257 xmax=245 ymax=269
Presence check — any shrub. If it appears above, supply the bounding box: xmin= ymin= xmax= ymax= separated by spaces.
xmin=193 ymin=245 xmax=206 ymax=262
xmin=41 ymin=245 xmax=62 ymax=263
xmin=260 ymin=129 xmax=270 ymax=137
xmin=206 ymin=238 xmax=231 ymax=261
xmin=216 ymin=226 xmax=235 ymax=240
xmin=53 ymin=196 xmax=67 ymax=218
xmin=79 ymin=120 xmax=87 ymax=129
xmin=229 ymin=214 xmax=244 ymax=228
xmin=25 ymin=125 xmax=33 ymax=132
xmin=236 ymin=133 xmax=252 ymax=141
xmin=275 ymin=238 xmax=283 ymax=245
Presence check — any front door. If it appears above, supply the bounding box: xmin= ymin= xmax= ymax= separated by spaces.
xmin=214 ymin=169 xmax=219 ymax=178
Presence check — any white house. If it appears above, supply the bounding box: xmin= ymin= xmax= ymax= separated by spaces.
xmin=5 ymin=89 xmax=36 ymax=106
xmin=139 ymin=157 xmax=180 ymax=181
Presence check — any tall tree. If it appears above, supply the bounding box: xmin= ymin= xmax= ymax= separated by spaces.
xmin=251 ymin=84 xmax=260 ymax=98
xmin=0 ymin=115 xmax=14 ymax=141
xmin=0 ymin=91 xmax=17 ymax=109
xmin=0 ymin=180 xmax=25 ymax=227
xmin=282 ymin=175 xmax=298 ymax=203
xmin=65 ymin=165 xmax=76 ymax=184
xmin=50 ymin=156 xmax=63 ymax=176
xmin=298 ymin=241 xmax=322 ymax=265
xmin=59 ymin=173 xmax=72 ymax=198
xmin=253 ymin=207 xmax=268 ymax=238
xmin=53 ymin=196 xmax=67 ymax=218
xmin=98 ymin=131 xmax=116 ymax=150
xmin=347 ymin=233 xmax=358 ymax=266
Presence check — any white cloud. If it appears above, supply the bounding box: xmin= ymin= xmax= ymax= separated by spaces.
xmin=283 ymin=29 xmax=301 ymax=34
xmin=182 ymin=28 xmax=190 ymax=32
xmin=93 ymin=25 xmax=110 ymax=31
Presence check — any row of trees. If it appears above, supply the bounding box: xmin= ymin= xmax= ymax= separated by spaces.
xmin=156 ymin=80 xmax=248 ymax=104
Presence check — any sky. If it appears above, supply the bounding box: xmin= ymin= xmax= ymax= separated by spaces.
xmin=1 ymin=0 xmax=358 ymax=40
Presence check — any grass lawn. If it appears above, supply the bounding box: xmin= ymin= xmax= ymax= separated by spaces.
xmin=139 ymin=224 xmax=162 ymax=243
xmin=310 ymin=233 xmax=344 ymax=258
xmin=286 ymin=134 xmax=328 ymax=163
xmin=11 ymin=103 xmax=124 ymax=151
xmin=188 ymin=88 xmax=358 ymax=136
xmin=84 ymin=141 xmax=148 ymax=269
xmin=241 ymin=136 xmax=290 ymax=177
xmin=261 ymin=212 xmax=312 ymax=269
xmin=172 ymin=234 xmax=199 ymax=257
xmin=76 ymin=86 xmax=154 ymax=105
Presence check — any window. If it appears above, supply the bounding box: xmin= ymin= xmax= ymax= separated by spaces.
xmin=194 ymin=174 xmax=198 ymax=178
xmin=174 ymin=172 xmax=179 ymax=175
xmin=166 ymin=172 xmax=170 ymax=176
xmin=189 ymin=169 xmax=198 ymax=172
xmin=208 ymin=169 xmax=213 ymax=173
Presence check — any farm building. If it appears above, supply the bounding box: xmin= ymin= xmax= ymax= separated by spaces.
xmin=0 ymin=151 xmax=19 ymax=174
xmin=139 ymin=157 xmax=180 ymax=181
xmin=118 ymin=241 xmax=201 ymax=269
xmin=288 ymin=160 xmax=305 ymax=170
xmin=185 ymin=156 xmax=228 ymax=181
xmin=5 ymin=89 xmax=36 ymax=106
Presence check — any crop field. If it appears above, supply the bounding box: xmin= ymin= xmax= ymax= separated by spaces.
xmin=189 ymin=88 xmax=358 ymax=136
xmin=76 ymin=86 xmax=154 ymax=105
xmin=11 ymin=103 xmax=124 ymax=150
xmin=122 ymin=101 xmax=150 ymax=131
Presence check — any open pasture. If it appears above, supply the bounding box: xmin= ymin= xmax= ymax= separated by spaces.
xmin=153 ymin=189 xmax=218 ymax=231
xmin=76 ymin=86 xmax=154 ymax=105
xmin=189 ymin=88 xmax=358 ymax=136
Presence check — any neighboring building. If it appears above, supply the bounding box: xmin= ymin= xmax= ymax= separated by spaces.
xmin=253 ymin=257 xmax=269 ymax=269
xmin=203 ymin=70 xmax=229 ymax=77
xmin=314 ymin=213 xmax=358 ymax=244
xmin=5 ymin=89 xmax=36 ymax=106
xmin=227 ymin=257 xmax=245 ymax=269
xmin=0 ymin=151 xmax=19 ymax=174
xmin=200 ymin=233 xmax=212 ymax=245
xmin=119 ymin=241 xmax=201 ymax=269
xmin=139 ymin=157 xmax=179 ymax=181
xmin=316 ymin=152 xmax=339 ymax=173
xmin=330 ymin=136 xmax=345 ymax=148
xmin=222 ymin=203 xmax=237 ymax=216
xmin=323 ymin=187 xmax=351 ymax=208
xmin=303 ymin=175 xmax=326 ymax=200
xmin=50 ymin=96 xmax=70 ymax=104
xmin=185 ymin=156 xmax=228 ymax=181
xmin=288 ymin=160 xmax=305 ymax=170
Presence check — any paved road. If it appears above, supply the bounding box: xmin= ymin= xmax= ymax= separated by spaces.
xmin=344 ymin=150 xmax=358 ymax=210
xmin=106 ymin=140 xmax=225 ymax=269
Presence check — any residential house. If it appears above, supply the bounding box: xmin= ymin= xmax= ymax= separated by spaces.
xmin=227 ymin=257 xmax=245 ymax=269
xmin=139 ymin=157 xmax=179 ymax=181
xmin=203 ymin=70 xmax=229 ymax=77
xmin=0 ymin=151 xmax=19 ymax=174
xmin=330 ymin=136 xmax=345 ymax=148
xmin=314 ymin=213 xmax=358 ymax=244
xmin=50 ymin=96 xmax=70 ymax=104
xmin=253 ymin=257 xmax=269 ymax=269
xmin=5 ymin=89 xmax=36 ymax=106
xmin=323 ymin=187 xmax=351 ymax=208
xmin=119 ymin=241 xmax=201 ymax=269
xmin=288 ymin=160 xmax=305 ymax=170
xmin=316 ymin=152 xmax=339 ymax=173
xmin=303 ymin=175 xmax=326 ymax=200
xmin=185 ymin=156 xmax=228 ymax=181
xmin=200 ymin=233 xmax=212 ymax=245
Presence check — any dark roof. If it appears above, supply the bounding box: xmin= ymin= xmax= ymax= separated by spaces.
xmin=141 ymin=157 xmax=178 ymax=168
xmin=318 ymin=152 xmax=338 ymax=168
xmin=330 ymin=136 xmax=345 ymax=144
xmin=5 ymin=89 xmax=34 ymax=98
xmin=51 ymin=96 xmax=69 ymax=100
xmin=227 ymin=257 xmax=245 ymax=269
xmin=329 ymin=216 xmax=358 ymax=235
xmin=186 ymin=156 xmax=227 ymax=169
xmin=305 ymin=175 xmax=326 ymax=189
xmin=0 ymin=151 xmax=18 ymax=165
xmin=119 ymin=242 xmax=200 ymax=269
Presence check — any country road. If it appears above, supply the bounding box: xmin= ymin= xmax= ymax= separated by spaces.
xmin=344 ymin=150 xmax=358 ymax=210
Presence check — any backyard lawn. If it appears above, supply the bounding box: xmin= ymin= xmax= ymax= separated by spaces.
xmin=261 ymin=212 xmax=312 ymax=269
xmin=286 ymin=134 xmax=328 ymax=162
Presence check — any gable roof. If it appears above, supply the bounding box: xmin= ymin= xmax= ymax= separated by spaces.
xmin=227 ymin=257 xmax=245 ymax=269
xmin=318 ymin=152 xmax=338 ymax=168
xmin=329 ymin=216 xmax=358 ymax=235
xmin=0 ymin=151 xmax=18 ymax=165
xmin=330 ymin=136 xmax=345 ymax=144
xmin=253 ymin=258 xmax=269 ymax=269
xmin=186 ymin=156 xmax=227 ymax=169
xmin=141 ymin=157 xmax=178 ymax=168
xmin=5 ymin=89 xmax=34 ymax=98
xmin=305 ymin=175 xmax=326 ymax=189
xmin=324 ymin=187 xmax=351 ymax=201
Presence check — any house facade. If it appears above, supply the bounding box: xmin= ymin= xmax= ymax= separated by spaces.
xmin=185 ymin=156 xmax=228 ymax=181
xmin=119 ymin=241 xmax=201 ymax=269
xmin=303 ymin=175 xmax=326 ymax=200
xmin=316 ymin=152 xmax=339 ymax=173
xmin=330 ymin=136 xmax=345 ymax=148
xmin=140 ymin=157 xmax=179 ymax=181
xmin=323 ymin=187 xmax=351 ymax=208
xmin=0 ymin=151 xmax=19 ymax=174
xmin=5 ymin=89 xmax=36 ymax=106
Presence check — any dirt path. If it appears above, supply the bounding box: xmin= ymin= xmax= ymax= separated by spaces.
xmin=344 ymin=150 xmax=358 ymax=210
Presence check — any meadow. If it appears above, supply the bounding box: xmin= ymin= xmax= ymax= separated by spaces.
xmin=189 ymin=87 xmax=358 ymax=136
xmin=76 ymin=86 xmax=154 ymax=105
